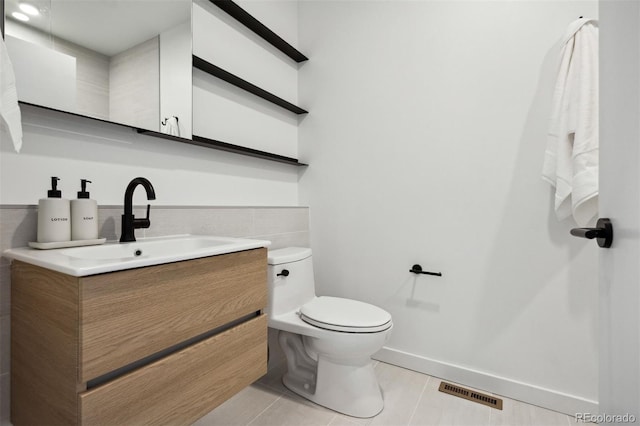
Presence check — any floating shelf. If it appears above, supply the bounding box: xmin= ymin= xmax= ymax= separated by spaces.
xmin=19 ymin=102 xmax=307 ymax=167
xmin=209 ymin=0 xmax=308 ymax=63
xmin=136 ymin=129 xmax=196 ymax=143
xmin=193 ymin=55 xmax=308 ymax=115
xmin=191 ymin=135 xmax=308 ymax=166
xmin=137 ymin=130 xmax=307 ymax=166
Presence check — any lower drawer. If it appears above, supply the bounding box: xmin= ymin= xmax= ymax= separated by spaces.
xmin=79 ymin=315 xmax=267 ymax=425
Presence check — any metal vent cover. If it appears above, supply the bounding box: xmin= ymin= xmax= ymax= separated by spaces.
xmin=438 ymin=381 xmax=503 ymax=410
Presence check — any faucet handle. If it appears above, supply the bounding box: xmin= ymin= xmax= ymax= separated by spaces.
xmin=133 ymin=204 xmax=152 ymax=229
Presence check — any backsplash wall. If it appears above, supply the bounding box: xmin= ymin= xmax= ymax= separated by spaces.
xmin=0 ymin=204 xmax=309 ymax=425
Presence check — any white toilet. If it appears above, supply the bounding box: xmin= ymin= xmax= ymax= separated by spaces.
xmin=267 ymin=247 xmax=393 ymax=418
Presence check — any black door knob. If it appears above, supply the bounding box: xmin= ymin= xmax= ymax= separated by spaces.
xmin=570 ymin=218 xmax=613 ymax=248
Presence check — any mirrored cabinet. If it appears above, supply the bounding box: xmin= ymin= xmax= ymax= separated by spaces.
xmin=3 ymin=0 xmax=192 ymax=138
xmin=2 ymin=0 xmax=308 ymax=166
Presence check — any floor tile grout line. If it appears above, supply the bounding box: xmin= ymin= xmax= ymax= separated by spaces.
xmin=325 ymin=413 xmax=339 ymax=426
xmin=406 ymin=374 xmax=430 ymax=426
xmin=245 ymin=390 xmax=285 ymax=426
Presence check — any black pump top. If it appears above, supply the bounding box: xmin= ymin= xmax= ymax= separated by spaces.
xmin=78 ymin=179 xmax=92 ymax=199
xmin=47 ymin=177 xmax=62 ymax=198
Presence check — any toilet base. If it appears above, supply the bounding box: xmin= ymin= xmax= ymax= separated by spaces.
xmin=282 ymin=355 xmax=384 ymax=418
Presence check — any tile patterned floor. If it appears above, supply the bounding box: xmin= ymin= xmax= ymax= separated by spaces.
xmin=194 ymin=361 xmax=575 ymax=426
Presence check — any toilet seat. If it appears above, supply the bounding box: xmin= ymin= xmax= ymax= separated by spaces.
xmin=300 ymin=296 xmax=392 ymax=333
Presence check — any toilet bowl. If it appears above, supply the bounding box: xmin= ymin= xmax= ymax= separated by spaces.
xmin=267 ymin=247 xmax=393 ymax=418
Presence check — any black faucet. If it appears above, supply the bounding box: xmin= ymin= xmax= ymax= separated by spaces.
xmin=120 ymin=177 xmax=156 ymax=243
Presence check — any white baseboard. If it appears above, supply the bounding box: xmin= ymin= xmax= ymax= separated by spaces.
xmin=374 ymin=346 xmax=598 ymax=416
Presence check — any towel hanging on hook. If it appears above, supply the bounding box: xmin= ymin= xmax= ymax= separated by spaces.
xmin=161 ymin=116 xmax=180 ymax=137
xmin=161 ymin=116 xmax=179 ymax=126
xmin=542 ymin=17 xmax=599 ymax=226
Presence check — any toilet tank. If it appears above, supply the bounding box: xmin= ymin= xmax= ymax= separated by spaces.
xmin=267 ymin=247 xmax=316 ymax=317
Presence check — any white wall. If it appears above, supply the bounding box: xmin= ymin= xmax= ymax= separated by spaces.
xmin=298 ymin=0 xmax=598 ymax=414
xmin=237 ymin=0 xmax=299 ymax=49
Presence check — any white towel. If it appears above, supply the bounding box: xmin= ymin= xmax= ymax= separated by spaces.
xmin=542 ymin=18 xmax=599 ymax=226
xmin=0 ymin=36 xmax=23 ymax=153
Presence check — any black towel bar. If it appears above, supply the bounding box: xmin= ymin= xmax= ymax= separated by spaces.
xmin=410 ymin=264 xmax=442 ymax=277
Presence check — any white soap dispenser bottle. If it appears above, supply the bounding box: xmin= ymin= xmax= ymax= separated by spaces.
xmin=37 ymin=177 xmax=71 ymax=243
xmin=71 ymin=179 xmax=99 ymax=240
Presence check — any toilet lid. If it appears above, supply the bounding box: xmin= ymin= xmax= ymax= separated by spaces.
xmin=300 ymin=296 xmax=392 ymax=333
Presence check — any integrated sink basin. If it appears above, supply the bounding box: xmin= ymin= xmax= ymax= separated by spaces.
xmin=3 ymin=234 xmax=271 ymax=276
xmin=59 ymin=236 xmax=233 ymax=261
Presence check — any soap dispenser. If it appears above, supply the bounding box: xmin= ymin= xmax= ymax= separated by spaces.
xmin=71 ymin=179 xmax=99 ymax=240
xmin=37 ymin=177 xmax=71 ymax=243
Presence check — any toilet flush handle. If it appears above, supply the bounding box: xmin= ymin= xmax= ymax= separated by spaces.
xmin=277 ymin=269 xmax=290 ymax=277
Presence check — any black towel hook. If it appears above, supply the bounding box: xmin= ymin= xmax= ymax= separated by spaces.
xmin=161 ymin=116 xmax=179 ymax=126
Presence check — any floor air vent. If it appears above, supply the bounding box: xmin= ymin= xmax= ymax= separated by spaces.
xmin=438 ymin=382 xmax=503 ymax=410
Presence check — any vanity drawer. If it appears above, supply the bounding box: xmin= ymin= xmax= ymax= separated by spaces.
xmin=79 ymin=248 xmax=267 ymax=382
xmin=80 ymin=314 xmax=267 ymax=425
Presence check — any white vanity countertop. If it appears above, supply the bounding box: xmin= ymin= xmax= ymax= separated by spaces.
xmin=3 ymin=234 xmax=271 ymax=277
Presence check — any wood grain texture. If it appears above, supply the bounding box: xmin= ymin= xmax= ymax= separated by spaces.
xmin=10 ymin=260 xmax=80 ymax=426
xmin=79 ymin=248 xmax=267 ymax=382
xmin=11 ymin=249 xmax=267 ymax=425
xmin=79 ymin=314 xmax=267 ymax=425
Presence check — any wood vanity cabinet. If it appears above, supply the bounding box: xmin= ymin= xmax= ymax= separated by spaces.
xmin=10 ymin=248 xmax=268 ymax=426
